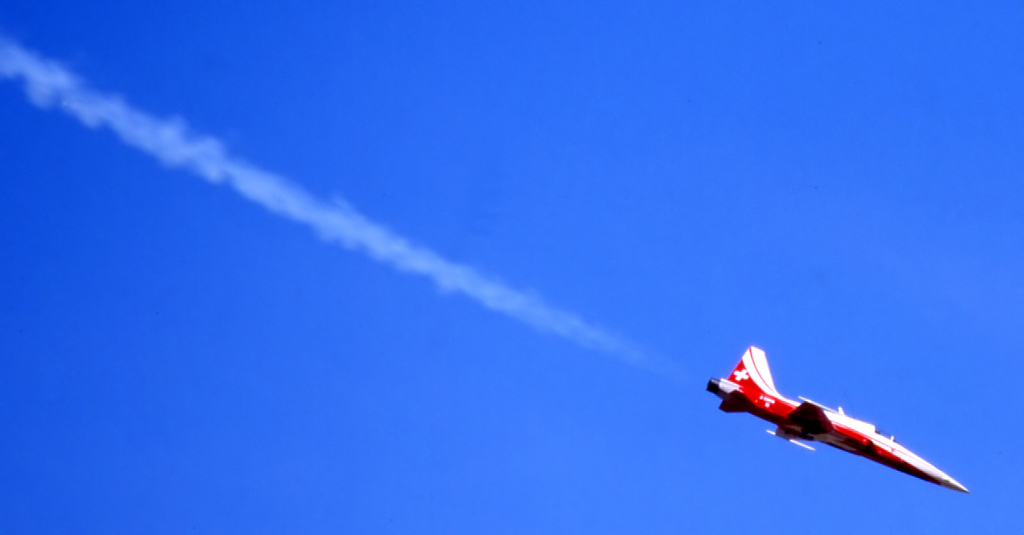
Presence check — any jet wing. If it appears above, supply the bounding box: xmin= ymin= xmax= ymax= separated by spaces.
xmin=788 ymin=401 xmax=836 ymax=435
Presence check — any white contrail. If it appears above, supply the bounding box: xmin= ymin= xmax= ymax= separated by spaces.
xmin=0 ymin=36 xmax=681 ymax=378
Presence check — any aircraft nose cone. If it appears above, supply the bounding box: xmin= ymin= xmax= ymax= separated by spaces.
xmin=917 ymin=461 xmax=968 ymax=493
xmin=941 ymin=477 xmax=969 ymax=494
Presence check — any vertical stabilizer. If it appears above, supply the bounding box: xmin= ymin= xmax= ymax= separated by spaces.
xmin=727 ymin=346 xmax=781 ymax=398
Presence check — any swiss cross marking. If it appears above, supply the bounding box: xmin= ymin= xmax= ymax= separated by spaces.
xmin=733 ymin=369 xmax=750 ymax=381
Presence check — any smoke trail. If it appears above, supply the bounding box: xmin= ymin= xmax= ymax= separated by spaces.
xmin=0 ymin=37 xmax=681 ymax=378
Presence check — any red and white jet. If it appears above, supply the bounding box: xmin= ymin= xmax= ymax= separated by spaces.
xmin=707 ymin=347 xmax=968 ymax=493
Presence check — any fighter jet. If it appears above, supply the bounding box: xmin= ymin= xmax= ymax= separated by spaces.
xmin=706 ymin=347 xmax=968 ymax=493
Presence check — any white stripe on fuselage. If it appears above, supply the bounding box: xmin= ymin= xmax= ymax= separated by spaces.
xmin=815 ymin=411 xmax=949 ymax=480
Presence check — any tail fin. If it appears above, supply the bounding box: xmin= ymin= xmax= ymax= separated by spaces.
xmin=727 ymin=346 xmax=780 ymax=398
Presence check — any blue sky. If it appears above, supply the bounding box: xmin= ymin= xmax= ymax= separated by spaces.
xmin=0 ymin=1 xmax=1020 ymax=533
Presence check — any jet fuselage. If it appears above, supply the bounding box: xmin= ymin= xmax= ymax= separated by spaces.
xmin=707 ymin=347 xmax=967 ymax=493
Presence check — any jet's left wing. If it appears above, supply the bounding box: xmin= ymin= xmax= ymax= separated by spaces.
xmin=788 ymin=401 xmax=835 ymax=435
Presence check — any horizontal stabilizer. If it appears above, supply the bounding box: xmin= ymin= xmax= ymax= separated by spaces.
xmin=718 ymin=397 xmax=751 ymax=413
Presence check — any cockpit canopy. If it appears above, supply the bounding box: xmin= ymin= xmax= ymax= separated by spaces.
xmin=875 ymin=428 xmax=897 ymax=443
